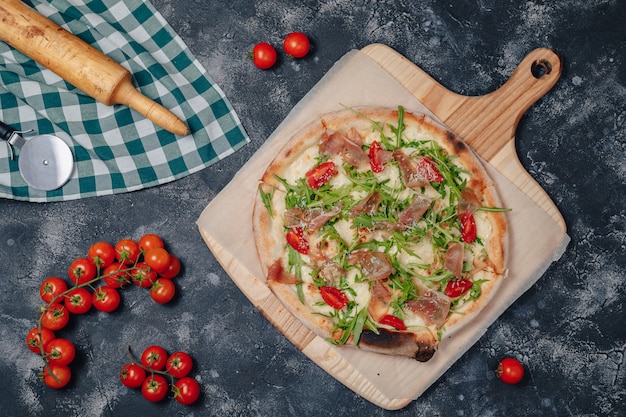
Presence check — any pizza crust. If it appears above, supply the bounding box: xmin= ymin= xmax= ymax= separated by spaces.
xmin=253 ymin=107 xmax=508 ymax=360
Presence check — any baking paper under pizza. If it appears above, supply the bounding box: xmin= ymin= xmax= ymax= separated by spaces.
xmin=253 ymin=107 xmax=508 ymax=361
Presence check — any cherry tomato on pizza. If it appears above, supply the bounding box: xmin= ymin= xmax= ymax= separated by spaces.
xmin=144 ymin=247 xmax=171 ymax=274
xmin=43 ymin=364 xmax=71 ymax=389
xmin=26 ymin=327 xmax=56 ymax=353
xmin=92 ymin=286 xmax=121 ymax=313
xmin=141 ymin=345 xmax=168 ymax=371
xmin=45 ymin=338 xmax=76 ymax=366
xmin=460 ymin=211 xmax=477 ymax=243
xmin=283 ymin=32 xmax=310 ymax=58
xmin=159 ymin=254 xmax=181 ymax=279
xmin=173 ymin=377 xmax=200 ymax=405
xmin=115 ymin=239 xmax=141 ymax=265
xmin=39 ymin=276 xmax=68 ymax=304
xmin=305 ymin=161 xmax=336 ymax=189
xmin=150 ymin=278 xmax=176 ymax=304
xmin=166 ymin=351 xmax=193 ymax=379
xmin=417 ymin=156 xmax=444 ymax=182
xmin=497 ymin=357 xmax=525 ymax=384
xmin=444 ymin=278 xmax=473 ymax=298
xmin=41 ymin=303 xmax=70 ymax=331
xmin=64 ymin=287 xmax=93 ymax=315
xmin=119 ymin=363 xmax=147 ymax=389
xmin=103 ymin=262 xmax=131 ymax=288
xmin=320 ymin=286 xmax=349 ymax=309
xmin=138 ymin=233 xmax=164 ymax=253
xmin=286 ymin=227 xmax=309 ymax=255
xmin=131 ymin=262 xmax=157 ymax=288
xmin=87 ymin=241 xmax=116 ymax=268
xmin=369 ymin=141 xmax=386 ymax=173
xmin=379 ymin=314 xmax=407 ymax=330
xmin=68 ymin=257 xmax=97 ymax=285
xmin=142 ymin=374 xmax=169 ymax=402
xmin=252 ymin=42 xmax=277 ymax=70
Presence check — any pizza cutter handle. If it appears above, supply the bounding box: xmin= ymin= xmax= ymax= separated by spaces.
xmin=0 ymin=120 xmax=16 ymax=142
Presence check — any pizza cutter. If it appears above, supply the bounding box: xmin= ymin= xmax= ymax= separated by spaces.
xmin=0 ymin=120 xmax=74 ymax=191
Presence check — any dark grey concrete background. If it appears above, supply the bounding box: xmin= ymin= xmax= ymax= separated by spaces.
xmin=1 ymin=1 xmax=625 ymax=416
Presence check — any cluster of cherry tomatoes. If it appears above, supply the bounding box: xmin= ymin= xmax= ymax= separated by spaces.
xmin=120 ymin=345 xmax=200 ymax=405
xmin=25 ymin=234 xmax=183 ymax=391
xmin=252 ymin=31 xmax=310 ymax=70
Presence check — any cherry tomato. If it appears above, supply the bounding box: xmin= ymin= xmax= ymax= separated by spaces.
xmin=119 ymin=363 xmax=147 ymax=389
xmin=305 ymin=161 xmax=336 ymax=189
xmin=103 ymin=262 xmax=131 ymax=288
xmin=252 ymin=42 xmax=277 ymax=70
xmin=159 ymin=254 xmax=181 ymax=279
xmin=497 ymin=357 xmax=525 ymax=384
xmin=26 ymin=327 xmax=56 ymax=353
xmin=131 ymin=262 xmax=157 ymax=288
xmin=141 ymin=345 xmax=168 ymax=371
xmin=150 ymin=278 xmax=176 ymax=304
xmin=444 ymin=278 xmax=473 ymax=298
xmin=417 ymin=156 xmax=444 ymax=182
xmin=138 ymin=233 xmax=164 ymax=253
xmin=166 ymin=351 xmax=193 ymax=379
xmin=87 ymin=241 xmax=116 ymax=268
xmin=64 ymin=287 xmax=93 ymax=315
xmin=144 ymin=247 xmax=171 ymax=274
xmin=45 ymin=338 xmax=76 ymax=366
xmin=68 ymin=257 xmax=97 ymax=285
xmin=39 ymin=277 xmax=68 ymax=304
xmin=286 ymin=227 xmax=309 ymax=255
xmin=460 ymin=211 xmax=477 ymax=243
xmin=115 ymin=239 xmax=141 ymax=265
xmin=92 ymin=286 xmax=121 ymax=313
xmin=378 ymin=314 xmax=407 ymax=330
xmin=43 ymin=364 xmax=71 ymax=389
xmin=41 ymin=303 xmax=70 ymax=331
xmin=283 ymin=31 xmax=310 ymax=58
xmin=142 ymin=374 xmax=169 ymax=402
xmin=369 ymin=141 xmax=385 ymax=173
xmin=173 ymin=377 xmax=200 ymax=405
xmin=319 ymin=286 xmax=349 ymax=310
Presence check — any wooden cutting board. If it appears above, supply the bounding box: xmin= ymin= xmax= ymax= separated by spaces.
xmin=197 ymin=45 xmax=568 ymax=410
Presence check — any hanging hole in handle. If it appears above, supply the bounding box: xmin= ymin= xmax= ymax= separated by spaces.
xmin=531 ymin=59 xmax=552 ymax=78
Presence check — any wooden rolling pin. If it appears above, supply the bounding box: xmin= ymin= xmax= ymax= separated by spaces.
xmin=0 ymin=0 xmax=189 ymax=136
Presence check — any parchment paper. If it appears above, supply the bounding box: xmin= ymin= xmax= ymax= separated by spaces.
xmin=197 ymin=49 xmax=570 ymax=407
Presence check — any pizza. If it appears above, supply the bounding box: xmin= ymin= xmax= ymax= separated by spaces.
xmin=252 ymin=107 xmax=507 ymax=361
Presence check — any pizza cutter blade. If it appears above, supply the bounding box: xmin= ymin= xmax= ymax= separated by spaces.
xmin=1 ymin=121 xmax=74 ymax=191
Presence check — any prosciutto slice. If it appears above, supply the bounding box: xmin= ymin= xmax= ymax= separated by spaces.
xmin=350 ymin=191 xmax=382 ymax=216
xmin=398 ymin=195 xmax=432 ymax=227
xmin=444 ymin=242 xmax=464 ymax=279
xmin=393 ymin=150 xmax=429 ymax=188
xmin=348 ymin=251 xmax=394 ymax=281
xmin=368 ymin=281 xmax=392 ymax=322
xmin=405 ymin=283 xmax=451 ymax=327
xmin=283 ymin=202 xmax=342 ymax=232
xmin=320 ymin=128 xmax=370 ymax=169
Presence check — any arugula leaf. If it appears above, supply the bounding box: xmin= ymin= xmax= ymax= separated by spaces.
xmin=258 ymin=185 xmax=274 ymax=218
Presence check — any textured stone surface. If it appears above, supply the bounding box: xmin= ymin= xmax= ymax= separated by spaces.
xmin=1 ymin=1 xmax=624 ymax=416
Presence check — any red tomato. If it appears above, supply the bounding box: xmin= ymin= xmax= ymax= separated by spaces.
xmin=142 ymin=374 xmax=169 ymax=402
xmin=141 ymin=345 xmax=168 ymax=371
xmin=144 ymin=248 xmax=171 ymax=274
xmin=460 ymin=211 xmax=477 ymax=243
xmin=103 ymin=262 xmax=130 ymax=288
xmin=92 ymin=286 xmax=121 ymax=313
xmin=283 ymin=32 xmax=310 ymax=58
xmin=131 ymin=262 xmax=157 ymax=288
xmin=444 ymin=278 xmax=473 ymax=298
xmin=41 ymin=303 xmax=70 ymax=331
xmin=43 ymin=364 xmax=71 ymax=389
xmin=45 ymin=338 xmax=76 ymax=366
xmin=417 ymin=156 xmax=444 ymax=182
xmin=87 ymin=241 xmax=116 ymax=268
xmin=497 ymin=357 xmax=525 ymax=384
xmin=369 ymin=141 xmax=385 ymax=173
xmin=159 ymin=254 xmax=181 ymax=279
xmin=286 ymin=227 xmax=309 ymax=255
xmin=119 ymin=363 xmax=147 ymax=389
xmin=26 ymin=327 xmax=55 ymax=353
xmin=174 ymin=377 xmax=200 ymax=405
xmin=39 ymin=277 xmax=68 ymax=304
xmin=115 ymin=239 xmax=141 ymax=265
xmin=138 ymin=233 xmax=164 ymax=253
xmin=320 ymin=286 xmax=349 ymax=309
xmin=150 ymin=278 xmax=176 ymax=304
xmin=252 ymin=42 xmax=277 ymax=70
xmin=378 ymin=314 xmax=407 ymax=330
xmin=166 ymin=351 xmax=193 ymax=379
xmin=64 ymin=287 xmax=93 ymax=315
xmin=305 ymin=161 xmax=336 ymax=189
xmin=68 ymin=257 xmax=97 ymax=285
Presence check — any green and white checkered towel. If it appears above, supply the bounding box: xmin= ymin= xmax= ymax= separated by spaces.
xmin=0 ymin=0 xmax=249 ymax=202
